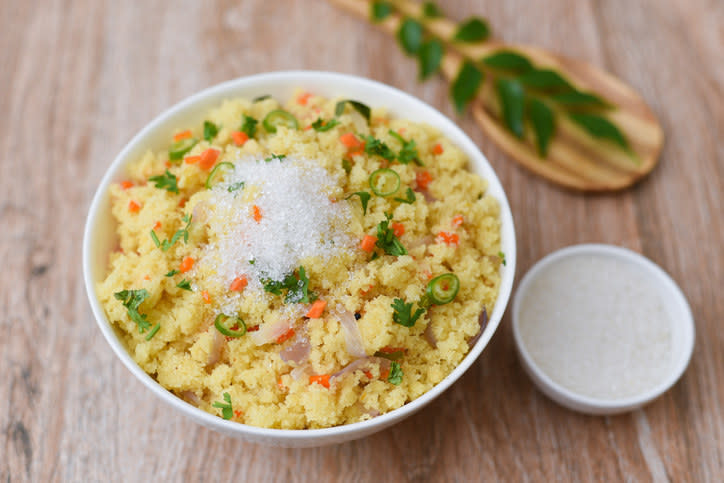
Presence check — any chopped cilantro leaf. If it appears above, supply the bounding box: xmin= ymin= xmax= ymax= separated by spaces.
xmin=114 ymin=289 xmax=153 ymax=334
xmin=148 ymin=169 xmax=179 ymax=194
xmin=345 ymin=191 xmax=371 ymax=215
xmin=498 ymin=251 xmax=507 ymax=266
xmin=361 ymin=135 xmax=396 ymax=160
xmin=342 ymin=159 xmax=352 ymax=173
xmin=262 ymin=266 xmax=316 ymax=304
xmin=156 ymin=214 xmax=192 ymax=251
xmin=203 ymin=120 xmax=219 ymax=141
xmin=264 ymin=154 xmax=287 ymax=162
xmin=145 ymin=323 xmax=160 ymax=341
xmin=177 ymin=279 xmax=192 ymax=291
xmin=165 ymin=269 xmax=179 ymax=277
xmin=393 ymin=187 xmax=416 ymax=204
xmin=150 ymin=230 xmax=161 ymax=247
xmin=311 ymin=118 xmax=340 ymax=132
xmin=388 ymin=130 xmax=422 ymax=165
xmin=241 ymin=115 xmax=258 ymax=138
xmin=387 ymin=362 xmax=403 ymax=385
xmin=227 ymin=181 xmax=245 ymax=193
xmin=375 ymin=213 xmax=407 ymax=256
xmin=212 ymin=392 xmax=233 ymax=420
xmin=391 ymin=298 xmax=425 ymax=327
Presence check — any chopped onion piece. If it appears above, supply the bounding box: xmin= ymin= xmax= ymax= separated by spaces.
xmin=337 ymin=306 xmax=366 ymax=358
xmin=206 ymin=328 xmax=224 ymax=367
xmin=468 ymin=306 xmax=488 ymax=348
xmin=423 ymin=318 xmax=437 ymax=348
xmin=331 ymin=356 xmax=390 ymax=380
xmin=280 ymin=324 xmax=310 ymax=364
xmin=180 ymin=390 xmax=201 ymax=406
xmin=251 ymin=318 xmax=293 ymax=346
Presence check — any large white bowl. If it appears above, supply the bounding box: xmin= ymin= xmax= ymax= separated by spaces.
xmin=83 ymin=71 xmax=516 ymax=447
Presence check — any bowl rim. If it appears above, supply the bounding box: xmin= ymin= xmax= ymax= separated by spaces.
xmin=83 ymin=70 xmax=517 ymax=441
xmin=511 ymin=243 xmax=695 ymax=414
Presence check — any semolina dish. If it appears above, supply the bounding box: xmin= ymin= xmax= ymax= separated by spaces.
xmin=98 ymin=91 xmax=503 ymax=429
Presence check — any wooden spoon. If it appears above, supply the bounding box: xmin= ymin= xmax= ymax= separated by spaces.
xmin=328 ymin=0 xmax=664 ymax=192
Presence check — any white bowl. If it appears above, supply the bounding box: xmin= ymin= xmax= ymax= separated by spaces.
xmin=83 ymin=71 xmax=516 ymax=447
xmin=512 ymin=244 xmax=694 ymax=415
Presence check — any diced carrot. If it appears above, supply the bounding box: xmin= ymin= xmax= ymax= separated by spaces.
xmin=391 ymin=222 xmax=405 ymax=238
xmin=436 ymin=231 xmax=460 ymax=247
xmin=233 ymin=409 xmax=243 ymax=419
xmin=277 ymin=378 xmax=285 ymax=390
xmin=360 ymin=235 xmax=377 ymax=253
xmin=252 ymin=205 xmax=262 ymax=222
xmin=231 ymin=131 xmax=249 ymax=146
xmin=229 ymin=276 xmax=248 ymax=292
xmin=432 ymin=143 xmax=444 ymax=155
xmin=120 ymin=180 xmax=134 ymax=190
xmin=416 ymin=170 xmax=433 ymax=190
xmin=185 ymin=155 xmax=200 ymax=164
xmin=306 ymin=300 xmax=327 ymax=319
xmin=247 ymin=325 xmax=259 ymax=332
xmin=276 ymin=328 xmax=295 ymax=344
xmin=309 ymin=374 xmax=331 ymax=388
xmin=179 ymin=256 xmax=194 ymax=273
xmin=296 ymin=91 xmax=312 ymax=105
xmin=198 ymin=148 xmax=220 ymax=170
xmin=373 ymin=117 xmax=389 ymax=125
xmin=201 ymin=290 xmax=212 ymax=304
xmin=303 ymin=124 xmax=312 ymax=131
xmin=380 ymin=368 xmax=390 ymax=380
xmin=398 ymin=127 xmax=406 ymax=134
xmin=128 ymin=200 xmax=141 ymax=213
xmin=178 ymin=198 xmax=187 ymax=208
xmin=153 ymin=221 xmax=162 ymax=230
xmin=363 ymin=370 xmax=373 ymax=379
xmin=143 ymin=274 xmax=150 ymax=281
xmin=452 ymin=214 xmax=464 ymax=227
xmin=164 ymin=160 xmax=171 ymax=168
xmin=174 ymin=130 xmax=192 ymax=141
xmin=339 ymin=133 xmax=363 ymax=149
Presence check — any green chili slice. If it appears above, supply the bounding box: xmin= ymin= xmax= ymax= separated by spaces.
xmin=205 ymin=161 xmax=235 ymax=189
xmin=426 ymin=273 xmax=460 ymax=305
xmin=168 ymin=137 xmax=198 ymax=161
xmin=214 ymin=314 xmax=247 ymax=338
xmin=262 ymin=110 xmax=299 ymax=133
xmin=368 ymin=168 xmax=401 ymax=197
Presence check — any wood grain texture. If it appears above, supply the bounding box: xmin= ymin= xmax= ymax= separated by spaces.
xmin=0 ymin=0 xmax=721 ymax=481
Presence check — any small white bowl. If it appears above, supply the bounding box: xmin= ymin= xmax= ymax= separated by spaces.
xmin=83 ymin=71 xmax=517 ymax=447
xmin=512 ymin=244 xmax=694 ymax=415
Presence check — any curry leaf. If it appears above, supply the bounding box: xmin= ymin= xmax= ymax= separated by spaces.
xmin=552 ymin=91 xmax=610 ymax=109
xmin=417 ymin=39 xmax=443 ymax=80
xmin=483 ymin=51 xmax=533 ymax=73
xmin=518 ymin=69 xmax=574 ymax=93
xmin=529 ymin=99 xmax=555 ymax=156
xmin=569 ymin=113 xmax=630 ymax=152
xmin=453 ymin=17 xmax=490 ymax=42
xmin=450 ymin=61 xmax=483 ymax=113
xmin=371 ymin=1 xmax=392 ymax=22
xmin=497 ymin=79 xmax=525 ymax=138
xmin=397 ymin=18 xmax=424 ymax=55
xmin=422 ymin=2 xmax=443 ymax=18
xmin=335 ymin=100 xmax=371 ymax=122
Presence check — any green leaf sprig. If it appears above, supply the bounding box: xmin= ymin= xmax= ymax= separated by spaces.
xmin=148 ymin=169 xmax=179 ymax=194
xmin=262 ymin=266 xmax=316 ymax=304
xmin=113 ymin=289 xmax=160 ymax=340
xmin=212 ymin=392 xmax=233 ymax=420
xmin=150 ymin=214 xmax=192 ymax=252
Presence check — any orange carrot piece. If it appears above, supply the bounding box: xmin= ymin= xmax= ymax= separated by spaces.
xmin=339 ymin=133 xmax=362 ymax=149
xmin=391 ymin=222 xmax=405 ymax=238
xmin=201 ymin=290 xmax=211 ymax=304
xmin=128 ymin=200 xmax=141 ymax=213
xmin=363 ymin=370 xmax=373 ymax=379
xmin=452 ymin=214 xmax=464 ymax=227
xmin=360 ymin=235 xmax=377 ymax=252
xmin=231 ymin=131 xmax=249 ymax=146
xmin=184 ymin=155 xmax=200 ymax=164
xmin=416 ymin=170 xmax=433 ymax=190
xmin=198 ymin=148 xmax=220 ymax=170
xmin=296 ymin=92 xmax=312 ymax=105
xmin=120 ymin=180 xmax=134 ymax=190
xmin=164 ymin=160 xmax=172 ymax=168
xmin=229 ymin=276 xmax=248 ymax=292
xmin=309 ymin=374 xmax=331 ymax=388
xmin=179 ymin=256 xmax=194 ymax=273
xmin=432 ymin=143 xmax=444 ymax=155
xmin=436 ymin=231 xmax=460 ymax=247
xmin=153 ymin=221 xmax=162 ymax=230
xmin=174 ymin=130 xmax=192 ymax=142
xmin=233 ymin=409 xmax=243 ymax=419
xmin=143 ymin=274 xmax=151 ymax=281
xmin=276 ymin=328 xmax=295 ymax=344
xmin=252 ymin=205 xmax=262 ymax=222
xmin=306 ymin=300 xmax=327 ymax=319
xmin=277 ymin=378 xmax=285 ymax=390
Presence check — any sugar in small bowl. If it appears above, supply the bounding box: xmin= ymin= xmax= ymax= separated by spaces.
xmin=512 ymin=244 xmax=694 ymax=415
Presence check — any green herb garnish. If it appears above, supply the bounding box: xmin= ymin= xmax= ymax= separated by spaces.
xmin=114 ymin=289 xmax=152 ymax=334
xmin=371 ymin=1 xmax=392 ymax=22
xmin=165 ymin=269 xmax=179 ymax=277
xmin=342 ymin=159 xmax=352 ymax=174
xmin=453 ymin=17 xmax=490 ymax=43
xmin=241 ymin=115 xmax=258 ymax=138
xmin=145 ymin=323 xmax=160 ymax=341
xmin=345 ymin=191 xmax=371 ymax=215
xmin=148 ymin=169 xmax=179 ymax=194
xmin=417 ymin=38 xmax=443 ymax=80
xmin=334 ymin=100 xmax=371 ymax=123
xmin=393 ymin=187 xmax=416 ymax=204
xmin=151 ymin=214 xmax=192 ymax=252
xmin=262 ymin=266 xmax=316 ymax=304
xmin=253 ymin=94 xmax=271 ymax=103
xmin=361 ymin=135 xmax=396 ymax=160
xmin=391 ymin=298 xmax=424 ymax=327
xmin=387 ymin=362 xmax=403 ymax=385
xmin=422 ymin=2 xmax=443 ymax=17
xmin=176 ymin=279 xmax=192 ymax=291
xmin=228 ymin=181 xmax=245 ymax=193
xmin=212 ymin=392 xmax=233 ymax=420
xmin=498 ymin=251 xmax=507 ymax=266
xmin=264 ymin=154 xmax=287 ymax=162
xmin=388 ymin=130 xmax=421 ymax=165
xmin=482 ymin=50 xmax=533 ymax=73
xmin=375 ymin=213 xmax=407 ymax=256
xmin=397 ymin=17 xmax=423 ymax=55
xmin=497 ymin=79 xmax=526 ymax=139
xmin=203 ymin=120 xmax=219 ymax=141
xmin=451 ymin=61 xmax=483 ymax=113
xmin=311 ymin=118 xmax=340 ymax=132
xmin=569 ymin=113 xmax=630 ymax=153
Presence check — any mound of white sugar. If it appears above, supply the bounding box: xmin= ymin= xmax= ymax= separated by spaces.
xmin=200 ymin=156 xmax=352 ymax=298
xmin=518 ymin=254 xmax=673 ymax=400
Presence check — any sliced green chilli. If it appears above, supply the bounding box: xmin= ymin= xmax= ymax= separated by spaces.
xmin=214 ymin=314 xmax=247 ymax=338
xmin=168 ymin=137 xmax=198 ymax=161
xmin=205 ymin=162 xmax=235 ymax=189
xmin=368 ymin=168 xmax=401 ymax=197
xmin=426 ymin=273 xmax=460 ymax=305
xmin=262 ymin=110 xmax=299 ymax=133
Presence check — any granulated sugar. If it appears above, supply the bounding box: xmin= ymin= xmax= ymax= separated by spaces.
xmin=517 ymin=254 xmax=673 ymax=400
xmin=199 ymin=156 xmax=352 ymax=309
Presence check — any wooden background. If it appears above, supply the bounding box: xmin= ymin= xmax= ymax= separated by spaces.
xmin=1 ymin=0 xmax=722 ymax=481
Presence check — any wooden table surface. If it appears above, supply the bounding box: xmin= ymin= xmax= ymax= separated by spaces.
xmin=2 ymin=0 xmax=722 ymax=481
